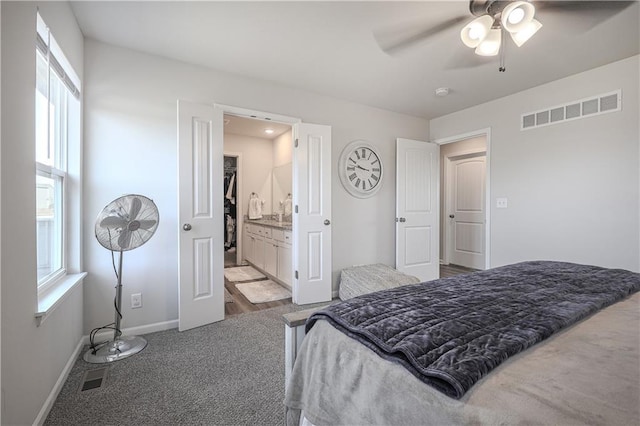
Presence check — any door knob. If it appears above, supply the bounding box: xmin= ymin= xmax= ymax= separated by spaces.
xmin=324 ymin=219 xmax=331 ymax=225
xmin=449 ymin=214 xmax=455 ymax=219
xmin=183 ymin=223 xmax=192 ymax=231
xmin=399 ymin=217 xmax=406 ymax=223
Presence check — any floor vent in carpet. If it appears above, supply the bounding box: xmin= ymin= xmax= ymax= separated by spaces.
xmin=79 ymin=367 xmax=108 ymax=392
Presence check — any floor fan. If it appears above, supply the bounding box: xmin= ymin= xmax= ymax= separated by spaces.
xmin=84 ymin=194 xmax=159 ymax=363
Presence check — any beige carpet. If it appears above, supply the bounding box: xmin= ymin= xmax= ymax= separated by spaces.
xmin=235 ymin=280 xmax=291 ymax=304
xmin=224 ymin=266 xmax=266 ymax=282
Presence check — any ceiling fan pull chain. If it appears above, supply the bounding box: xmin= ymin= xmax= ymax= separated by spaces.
xmin=499 ymin=27 xmax=506 ymax=72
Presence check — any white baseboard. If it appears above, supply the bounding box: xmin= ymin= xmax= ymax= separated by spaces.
xmin=33 ymin=338 xmax=84 ymax=426
xmin=82 ymin=319 xmax=179 ymax=345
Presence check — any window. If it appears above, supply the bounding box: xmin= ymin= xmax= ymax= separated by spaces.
xmin=35 ymin=13 xmax=81 ymax=291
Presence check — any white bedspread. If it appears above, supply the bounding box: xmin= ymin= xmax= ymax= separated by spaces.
xmin=285 ymin=292 xmax=640 ymax=425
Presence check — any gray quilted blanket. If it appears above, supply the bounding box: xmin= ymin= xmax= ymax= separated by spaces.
xmin=307 ymin=261 xmax=640 ymax=399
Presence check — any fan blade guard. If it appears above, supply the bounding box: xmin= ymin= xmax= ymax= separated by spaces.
xmin=95 ymin=194 xmax=160 ymax=252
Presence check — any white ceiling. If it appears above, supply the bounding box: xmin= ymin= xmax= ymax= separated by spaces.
xmin=70 ymin=1 xmax=640 ymax=120
xmin=224 ymin=114 xmax=291 ymax=139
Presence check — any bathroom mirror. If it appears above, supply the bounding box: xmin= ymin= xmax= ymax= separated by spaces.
xmin=272 ymin=162 xmax=292 ymax=218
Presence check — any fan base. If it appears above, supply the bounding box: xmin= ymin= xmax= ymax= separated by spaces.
xmin=83 ymin=335 xmax=148 ymax=363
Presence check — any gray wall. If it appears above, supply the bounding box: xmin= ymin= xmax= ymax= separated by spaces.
xmin=1 ymin=2 xmax=84 ymax=424
xmin=430 ymin=55 xmax=639 ymax=272
xmin=82 ymin=39 xmax=430 ymax=334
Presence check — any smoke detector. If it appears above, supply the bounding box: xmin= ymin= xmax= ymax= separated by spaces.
xmin=435 ymin=87 xmax=450 ymax=97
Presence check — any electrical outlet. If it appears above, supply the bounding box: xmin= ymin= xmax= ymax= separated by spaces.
xmin=496 ymin=198 xmax=508 ymax=209
xmin=131 ymin=293 xmax=142 ymax=309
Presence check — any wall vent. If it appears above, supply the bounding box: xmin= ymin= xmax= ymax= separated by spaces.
xmin=521 ymin=90 xmax=621 ymax=131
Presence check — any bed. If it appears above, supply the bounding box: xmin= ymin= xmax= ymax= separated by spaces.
xmin=284 ymin=261 xmax=640 ymax=425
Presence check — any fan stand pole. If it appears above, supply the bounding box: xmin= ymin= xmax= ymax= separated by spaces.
xmin=113 ymin=250 xmax=124 ymax=341
xmin=83 ymin=251 xmax=148 ymax=363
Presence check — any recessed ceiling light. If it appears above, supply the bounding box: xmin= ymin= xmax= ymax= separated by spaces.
xmin=264 ymin=128 xmax=275 ymax=135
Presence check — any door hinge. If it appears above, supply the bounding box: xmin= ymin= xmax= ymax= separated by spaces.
xmin=295 ymin=138 xmax=299 ymax=148
xmin=295 ymin=270 xmax=299 ymax=279
xmin=295 ymin=205 xmax=298 ymax=214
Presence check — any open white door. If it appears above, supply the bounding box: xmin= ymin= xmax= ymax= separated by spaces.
xmin=396 ymin=138 xmax=440 ymax=282
xmin=177 ymin=100 xmax=225 ymax=331
xmin=292 ymin=123 xmax=332 ymax=304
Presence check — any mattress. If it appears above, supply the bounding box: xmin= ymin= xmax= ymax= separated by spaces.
xmin=307 ymin=261 xmax=640 ymax=399
xmin=285 ymin=277 xmax=640 ymax=425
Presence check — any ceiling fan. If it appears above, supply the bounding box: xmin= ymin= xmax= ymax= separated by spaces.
xmin=376 ymin=1 xmax=634 ymax=72
xmin=462 ymin=1 xmax=541 ymax=56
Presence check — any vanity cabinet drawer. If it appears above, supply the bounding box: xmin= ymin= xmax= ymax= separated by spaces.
xmin=261 ymin=227 xmax=272 ymax=238
xmin=272 ymin=229 xmax=285 ymax=242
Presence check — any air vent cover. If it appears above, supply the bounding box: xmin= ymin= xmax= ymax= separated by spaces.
xmin=79 ymin=367 xmax=109 ymax=392
xmin=521 ymin=90 xmax=621 ymax=131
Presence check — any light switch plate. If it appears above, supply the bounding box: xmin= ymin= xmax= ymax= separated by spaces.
xmin=496 ymin=198 xmax=508 ymax=209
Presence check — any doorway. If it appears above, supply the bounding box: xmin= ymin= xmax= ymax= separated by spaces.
xmin=222 ymin=114 xmax=293 ymax=264
xmin=223 ymin=114 xmax=293 ymax=315
xmin=437 ymin=131 xmax=490 ymax=270
xmin=223 ymin=154 xmax=240 ymax=267
xmin=178 ymin=101 xmax=333 ymax=331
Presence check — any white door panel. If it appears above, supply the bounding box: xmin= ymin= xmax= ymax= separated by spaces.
xmin=396 ymin=139 xmax=439 ymax=282
xmin=177 ymin=101 xmax=224 ymax=331
xmin=293 ymin=123 xmax=332 ymax=304
xmin=404 ymin=226 xmax=432 ymax=266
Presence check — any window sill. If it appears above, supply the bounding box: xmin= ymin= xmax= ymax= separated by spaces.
xmin=36 ymin=272 xmax=87 ymax=326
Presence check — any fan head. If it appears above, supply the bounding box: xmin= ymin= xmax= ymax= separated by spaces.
xmin=95 ymin=194 xmax=159 ymax=252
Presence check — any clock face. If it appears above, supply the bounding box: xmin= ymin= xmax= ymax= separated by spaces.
xmin=339 ymin=141 xmax=384 ymax=198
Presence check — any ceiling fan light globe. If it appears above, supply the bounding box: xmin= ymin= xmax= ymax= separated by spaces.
xmin=508 ymin=8 xmax=525 ymax=25
xmin=474 ymin=28 xmax=501 ymax=56
xmin=468 ymin=26 xmax=482 ymax=41
xmin=510 ymin=19 xmax=542 ymax=47
xmin=461 ymin=15 xmax=494 ymax=48
xmin=501 ymin=1 xmax=535 ymax=33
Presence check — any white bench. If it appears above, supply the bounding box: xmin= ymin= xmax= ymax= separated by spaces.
xmin=339 ymin=263 xmax=420 ymax=300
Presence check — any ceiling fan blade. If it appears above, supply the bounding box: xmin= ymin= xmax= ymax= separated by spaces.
xmin=534 ymin=0 xmax=634 ymax=30
xmin=128 ymin=197 xmax=142 ymax=221
xmin=535 ymin=1 xmax=633 ymax=13
xmin=100 ymin=216 xmax=128 ymax=229
xmin=375 ymin=15 xmax=469 ymax=55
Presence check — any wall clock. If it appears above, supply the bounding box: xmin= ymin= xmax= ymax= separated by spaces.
xmin=338 ymin=140 xmax=384 ymax=198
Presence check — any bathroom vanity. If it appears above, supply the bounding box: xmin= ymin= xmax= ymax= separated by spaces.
xmin=244 ymin=219 xmax=292 ymax=289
